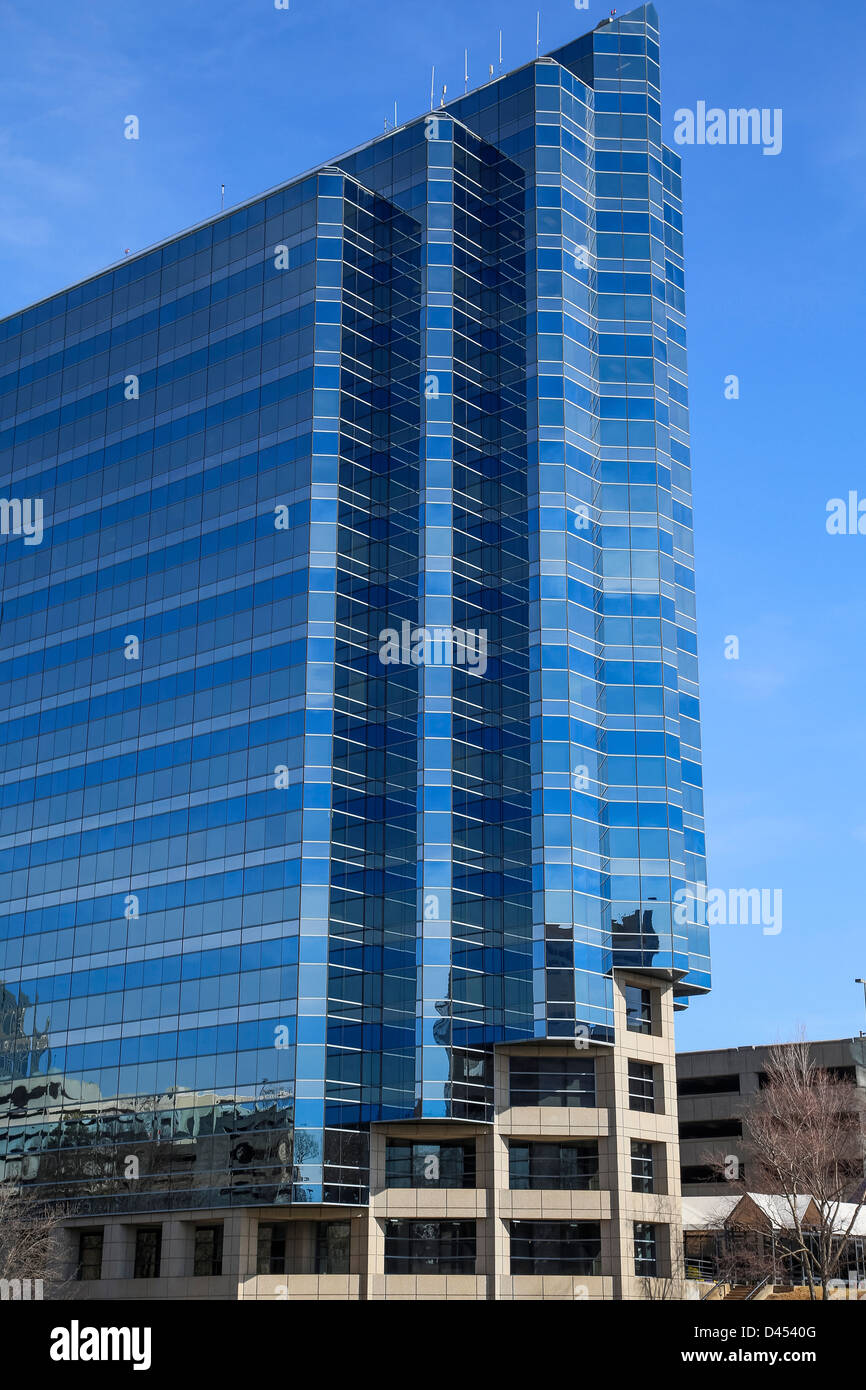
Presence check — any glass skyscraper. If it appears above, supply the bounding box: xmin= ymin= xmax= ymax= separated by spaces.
xmin=0 ymin=4 xmax=708 ymax=1296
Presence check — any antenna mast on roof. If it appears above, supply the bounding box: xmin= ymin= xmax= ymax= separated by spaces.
xmin=536 ymin=11 xmax=540 ymax=57
xmin=464 ymin=48 xmax=468 ymax=92
xmin=430 ymin=65 xmax=435 ymax=111
xmin=499 ymin=28 xmax=502 ymax=71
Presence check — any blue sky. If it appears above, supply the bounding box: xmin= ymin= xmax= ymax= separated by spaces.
xmin=1 ymin=0 xmax=864 ymax=1049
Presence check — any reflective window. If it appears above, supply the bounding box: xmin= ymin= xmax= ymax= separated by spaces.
xmin=509 ymin=1056 xmax=596 ymax=1108
xmin=625 ymin=985 xmax=653 ymax=1034
xmin=193 ymin=1225 xmax=223 ymax=1277
xmin=256 ymin=1222 xmax=288 ymax=1275
xmin=133 ymin=1227 xmax=161 ymax=1279
xmin=634 ymin=1221 xmax=658 ymax=1276
xmin=628 ymin=1060 xmax=657 ymax=1112
xmin=314 ymin=1221 xmax=351 ymax=1275
xmin=0 ymin=0 xmax=708 ymax=1219
xmin=630 ymin=1140 xmax=655 ymax=1194
xmin=384 ymin=1220 xmax=476 ymax=1275
xmin=385 ymin=1140 xmax=476 ymax=1189
xmin=509 ymin=1221 xmax=601 ymax=1276
xmin=77 ymin=1230 xmax=103 ymax=1281
xmin=508 ymin=1140 xmax=599 ymax=1190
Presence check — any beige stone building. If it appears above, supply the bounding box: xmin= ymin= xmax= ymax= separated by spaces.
xmin=62 ymin=971 xmax=683 ymax=1301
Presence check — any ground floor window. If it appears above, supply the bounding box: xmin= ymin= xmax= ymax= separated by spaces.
xmin=385 ymin=1139 xmax=476 ymax=1189
xmin=384 ymin=1220 xmax=476 ymax=1275
xmin=631 ymin=1140 xmax=656 ymax=1194
xmin=509 ymin=1221 xmax=601 ymax=1276
xmin=77 ymin=1230 xmax=103 ymax=1281
xmin=256 ymin=1222 xmax=288 ymax=1275
xmin=315 ymin=1221 xmax=351 ymax=1274
xmin=193 ymin=1225 xmax=223 ymax=1277
xmin=508 ymin=1140 xmax=599 ymax=1190
xmin=133 ymin=1227 xmax=161 ymax=1279
xmin=634 ymin=1222 xmax=659 ymax=1277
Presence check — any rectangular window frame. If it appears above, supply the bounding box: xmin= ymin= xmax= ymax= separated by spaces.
xmin=77 ymin=1230 xmax=104 ymax=1281
xmin=383 ymin=1220 xmax=476 ymax=1275
xmin=508 ymin=1139 xmax=600 ymax=1191
xmin=509 ymin=1055 xmax=597 ymax=1109
xmin=634 ymin=1221 xmax=659 ymax=1277
xmin=133 ymin=1227 xmax=162 ymax=1280
xmin=630 ymin=1139 xmax=655 ymax=1194
xmin=628 ymin=1060 xmax=657 ymax=1113
xmin=624 ymin=984 xmax=653 ymax=1034
xmin=193 ymin=1224 xmax=224 ymax=1277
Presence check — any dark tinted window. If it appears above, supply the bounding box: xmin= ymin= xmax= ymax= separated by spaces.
xmin=628 ymin=1060 xmax=656 ymax=1112
xmin=256 ymin=1222 xmax=288 ymax=1275
xmin=509 ymin=1056 xmax=596 ymax=1108
xmin=680 ymin=1118 xmax=741 ymax=1140
xmin=634 ymin=1222 xmax=658 ymax=1276
xmin=631 ymin=1140 xmax=654 ymax=1193
xmin=133 ymin=1227 xmax=161 ymax=1279
xmin=677 ymin=1073 xmax=740 ymax=1097
xmin=386 ymin=1140 xmax=476 ymax=1189
xmin=384 ymin=1220 xmax=476 ymax=1275
xmin=510 ymin=1221 xmax=601 ymax=1276
xmin=509 ymin=1140 xmax=599 ymax=1190
xmin=314 ymin=1221 xmax=351 ymax=1274
xmin=193 ymin=1225 xmax=223 ymax=1277
xmin=77 ymin=1230 xmax=103 ymax=1281
xmin=625 ymin=985 xmax=652 ymax=1034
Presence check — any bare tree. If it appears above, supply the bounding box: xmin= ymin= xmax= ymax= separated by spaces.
xmin=0 ymin=1183 xmax=70 ymax=1300
xmin=741 ymin=1039 xmax=866 ymax=1299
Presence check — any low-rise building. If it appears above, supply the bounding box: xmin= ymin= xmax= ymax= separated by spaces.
xmin=676 ymin=1038 xmax=866 ymax=1195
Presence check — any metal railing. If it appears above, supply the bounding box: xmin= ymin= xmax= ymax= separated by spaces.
xmin=699 ymin=1266 xmax=736 ymax=1301
xmin=744 ymin=1274 xmax=773 ymax=1300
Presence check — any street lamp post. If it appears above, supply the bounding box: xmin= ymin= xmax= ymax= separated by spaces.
xmin=855 ymin=979 xmax=866 ymax=1036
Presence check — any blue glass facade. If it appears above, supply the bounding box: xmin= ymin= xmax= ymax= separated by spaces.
xmin=0 ymin=3 xmax=707 ymax=1215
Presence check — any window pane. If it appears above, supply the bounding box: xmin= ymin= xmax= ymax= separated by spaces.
xmin=256 ymin=1222 xmax=287 ymax=1275
xmin=634 ymin=1222 xmax=658 ymax=1276
xmin=315 ymin=1221 xmax=351 ymax=1274
xmin=628 ymin=1060 xmax=656 ymax=1112
xmin=193 ymin=1225 xmax=223 ymax=1276
xmin=509 ymin=1056 xmax=596 ymax=1108
xmin=625 ymin=985 xmax=653 ymax=1033
xmin=510 ymin=1221 xmax=601 ymax=1276
xmin=133 ymin=1228 xmax=161 ymax=1279
xmin=386 ymin=1140 xmax=476 ymax=1189
xmin=630 ymin=1140 xmax=655 ymax=1193
xmin=384 ymin=1220 xmax=476 ymax=1275
xmin=78 ymin=1231 xmax=103 ymax=1281
xmin=508 ymin=1140 xmax=599 ymax=1190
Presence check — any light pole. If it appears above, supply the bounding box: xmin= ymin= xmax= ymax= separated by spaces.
xmin=855 ymin=979 xmax=866 ymax=1036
